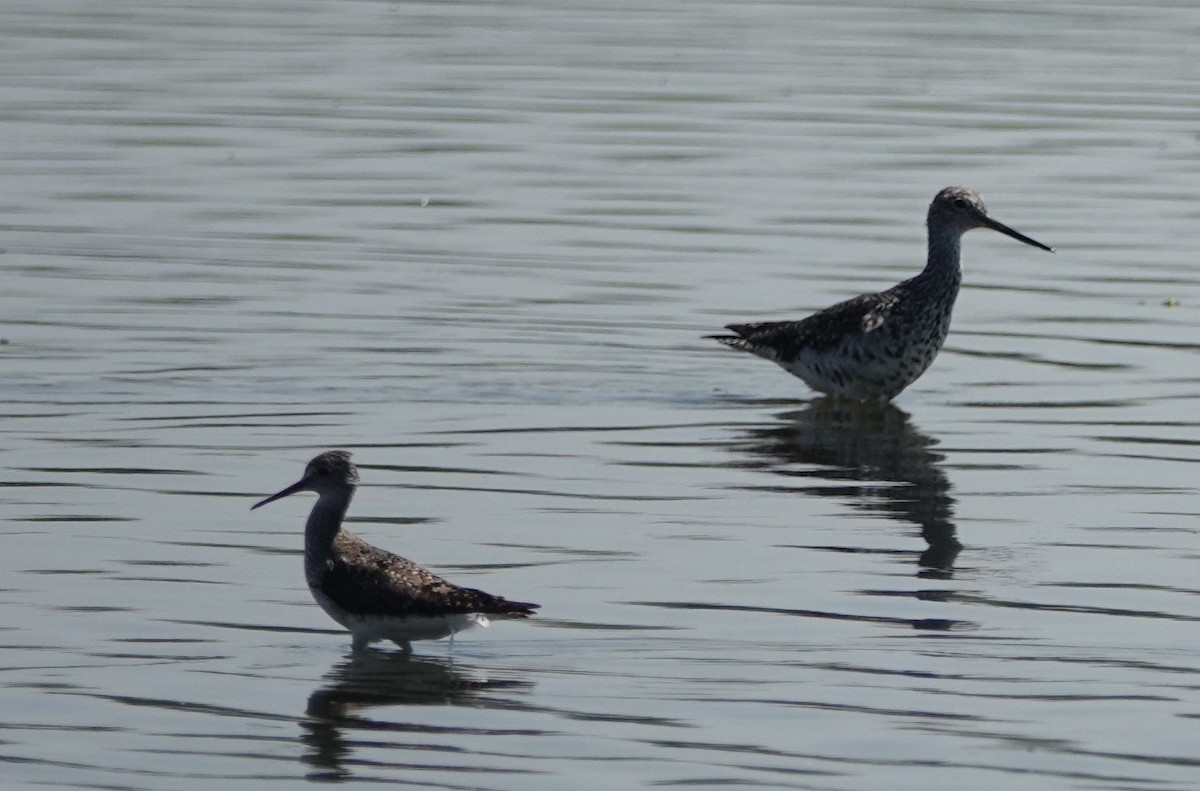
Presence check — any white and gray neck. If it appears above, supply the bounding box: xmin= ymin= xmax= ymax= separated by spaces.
xmin=304 ymin=487 xmax=355 ymax=559
xmin=921 ymin=226 xmax=965 ymax=290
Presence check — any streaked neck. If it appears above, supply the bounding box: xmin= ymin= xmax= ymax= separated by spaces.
xmin=925 ymin=228 xmax=963 ymax=277
xmin=304 ymin=487 xmax=355 ymax=555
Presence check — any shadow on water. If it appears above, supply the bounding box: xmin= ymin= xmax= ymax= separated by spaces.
xmin=730 ymin=399 xmax=961 ymax=578
xmin=302 ymin=648 xmax=536 ymax=782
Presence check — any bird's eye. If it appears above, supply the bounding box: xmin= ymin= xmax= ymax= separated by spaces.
xmin=951 ymin=197 xmax=969 ymax=210
xmin=315 ymin=466 xmax=329 ymax=476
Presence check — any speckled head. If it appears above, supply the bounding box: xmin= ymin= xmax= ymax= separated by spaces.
xmin=928 ymin=186 xmax=1053 ymax=252
xmin=251 ymin=450 xmax=359 ymax=510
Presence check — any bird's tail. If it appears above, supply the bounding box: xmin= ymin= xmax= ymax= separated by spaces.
xmin=706 ymin=324 xmax=781 ymax=361
xmin=492 ymin=599 xmax=540 ymax=618
xmin=706 ymin=333 xmax=754 ymax=352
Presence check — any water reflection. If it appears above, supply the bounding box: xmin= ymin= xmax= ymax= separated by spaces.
xmin=731 ymin=400 xmax=960 ymax=577
xmin=302 ymin=649 xmax=534 ymax=781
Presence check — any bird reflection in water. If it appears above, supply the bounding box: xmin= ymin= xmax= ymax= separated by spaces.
xmin=731 ymin=399 xmax=960 ymax=577
xmin=302 ymin=649 xmax=534 ymax=781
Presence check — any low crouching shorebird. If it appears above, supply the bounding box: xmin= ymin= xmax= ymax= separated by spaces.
xmin=252 ymin=450 xmax=539 ymax=653
xmin=709 ymin=186 xmax=1053 ymax=400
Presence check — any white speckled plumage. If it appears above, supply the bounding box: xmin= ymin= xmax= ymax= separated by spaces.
xmin=710 ymin=187 xmax=1053 ymax=400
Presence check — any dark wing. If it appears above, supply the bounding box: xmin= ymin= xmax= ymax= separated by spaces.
xmin=709 ymin=290 xmax=899 ymax=360
xmin=320 ymin=532 xmax=539 ymax=618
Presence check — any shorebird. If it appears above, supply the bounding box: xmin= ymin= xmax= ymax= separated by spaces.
xmin=251 ymin=450 xmax=539 ymax=652
xmin=709 ymin=186 xmax=1053 ymax=400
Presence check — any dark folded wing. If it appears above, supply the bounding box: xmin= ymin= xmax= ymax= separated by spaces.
xmin=320 ymin=534 xmax=539 ymax=618
xmin=715 ymin=291 xmax=897 ymax=359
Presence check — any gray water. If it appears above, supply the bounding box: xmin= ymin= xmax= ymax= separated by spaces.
xmin=4 ymin=1 xmax=1200 ymax=788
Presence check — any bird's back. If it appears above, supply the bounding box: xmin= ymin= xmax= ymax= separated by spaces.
xmin=717 ymin=289 xmax=902 ymax=360
xmin=309 ymin=531 xmax=540 ymax=621
xmin=712 ymin=274 xmax=956 ymax=398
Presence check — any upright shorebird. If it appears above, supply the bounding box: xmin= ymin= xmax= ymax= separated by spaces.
xmin=252 ymin=450 xmax=539 ymax=652
xmin=709 ymin=186 xmax=1053 ymax=400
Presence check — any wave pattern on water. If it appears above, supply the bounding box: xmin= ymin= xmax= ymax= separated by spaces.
xmin=4 ymin=0 xmax=1200 ymax=789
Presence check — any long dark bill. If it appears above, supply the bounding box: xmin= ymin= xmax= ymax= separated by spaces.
xmin=984 ymin=216 xmax=1054 ymax=253
xmin=251 ymin=477 xmax=311 ymax=510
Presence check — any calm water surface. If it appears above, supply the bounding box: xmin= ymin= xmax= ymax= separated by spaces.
xmin=4 ymin=1 xmax=1200 ymax=789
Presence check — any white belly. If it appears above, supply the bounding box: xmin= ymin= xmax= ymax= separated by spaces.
xmin=311 ymin=586 xmax=486 ymax=650
xmin=785 ymin=336 xmax=939 ymax=399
